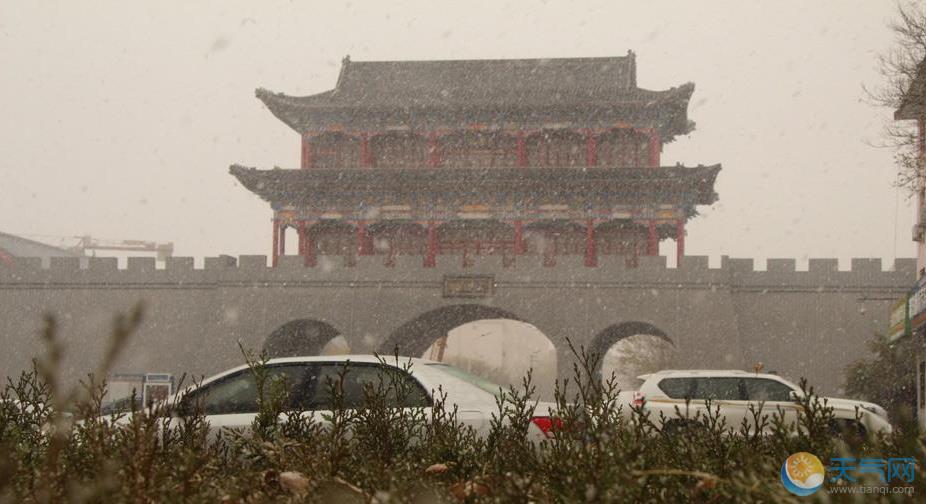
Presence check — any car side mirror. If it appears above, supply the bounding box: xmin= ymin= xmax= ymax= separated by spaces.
xmin=788 ymin=391 xmax=801 ymax=401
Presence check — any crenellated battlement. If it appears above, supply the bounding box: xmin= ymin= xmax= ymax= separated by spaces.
xmin=0 ymin=255 xmax=915 ymax=292
xmin=0 ymin=252 xmax=914 ymax=398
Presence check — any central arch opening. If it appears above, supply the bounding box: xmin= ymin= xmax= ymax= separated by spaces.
xmin=381 ymin=305 xmax=557 ymax=399
xmin=422 ymin=319 xmax=557 ymax=399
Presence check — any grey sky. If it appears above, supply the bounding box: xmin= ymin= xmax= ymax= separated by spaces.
xmin=0 ymin=0 xmax=911 ymax=268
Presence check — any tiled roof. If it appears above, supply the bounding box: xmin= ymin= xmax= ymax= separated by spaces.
xmin=281 ymin=54 xmax=639 ymax=108
xmin=255 ymin=54 xmax=696 ymax=138
xmin=895 ymin=59 xmax=926 ymax=120
xmin=229 ymin=164 xmax=721 ymax=209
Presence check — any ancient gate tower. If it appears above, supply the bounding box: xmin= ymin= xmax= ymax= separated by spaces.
xmin=0 ymin=54 xmax=914 ymax=398
xmin=232 ymin=53 xmax=719 ymax=268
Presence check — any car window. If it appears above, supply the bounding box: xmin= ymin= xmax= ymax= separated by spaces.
xmin=743 ymin=378 xmax=794 ymax=402
xmin=657 ymin=377 xmax=695 ymax=399
xmin=658 ymin=377 xmax=746 ymax=400
xmin=693 ymin=378 xmax=745 ymax=401
xmin=184 ymin=364 xmax=314 ymax=415
xmin=427 ymin=363 xmax=505 ymax=397
xmin=310 ymin=364 xmax=431 ymax=409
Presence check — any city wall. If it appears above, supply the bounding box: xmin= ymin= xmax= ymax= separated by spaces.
xmin=0 ymin=255 xmax=915 ymax=395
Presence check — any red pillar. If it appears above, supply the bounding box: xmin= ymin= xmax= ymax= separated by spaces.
xmin=543 ymin=232 xmax=556 ymax=267
xmin=516 ymin=130 xmax=527 ymax=167
xmin=271 ymin=219 xmax=280 ymax=267
xmin=434 ymin=335 xmax=448 ymax=361
xmin=298 ymin=220 xmax=307 ymax=257
xmin=304 ymin=223 xmax=316 ymax=267
xmin=676 ymin=219 xmax=685 ymax=263
xmin=356 ymin=221 xmax=374 ymax=255
xmin=278 ymin=224 xmax=286 ymax=256
xmin=584 ymin=219 xmax=597 ymax=267
xmin=428 ymin=132 xmax=441 ymax=168
xmin=424 ymin=221 xmax=437 ymax=267
xmin=360 ymin=133 xmax=373 ymax=167
xmin=585 ymin=130 xmax=598 ymax=166
xmin=514 ymin=219 xmax=525 ymax=255
xmin=648 ymin=129 xmax=660 ymax=167
xmin=647 ymin=220 xmax=658 ymax=256
xmin=301 ymin=135 xmax=312 ymax=169
xmin=385 ymin=241 xmax=396 ymax=267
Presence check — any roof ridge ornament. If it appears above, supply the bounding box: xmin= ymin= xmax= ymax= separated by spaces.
xmin=335 ymin=55 xmax=351 ymax=92
xmin=627 ymin=49 xmax=636 ymax=87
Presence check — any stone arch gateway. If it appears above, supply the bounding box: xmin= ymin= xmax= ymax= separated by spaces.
xmin=379 ymin=304 xmax=524 ymax=357
xmin=0 ymin=254 xmax=915 ymax=396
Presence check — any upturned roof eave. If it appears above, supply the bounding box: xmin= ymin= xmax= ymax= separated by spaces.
xmin=256 ymin=83 xmax=693 ymax=112
xmin=257 ymin=103 xmax=696 ymax=142
xmin=895 ymin=98 xmax=921 ymax=120
xmin=896 ymin=99 xmax=924 ymax=120
xmin=229 ymin=163 xmax=721 ymax=206
xmin=255 ymin=83 xmax=695 ymax=134
xmin=894 ymin=59 xmax=926 ymax=120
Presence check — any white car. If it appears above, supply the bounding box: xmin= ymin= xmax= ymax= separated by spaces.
xmin=157 ymin=355 xmax=556 ymax=441
xmin=4 ymin=398 xmax=74 ymax=436
xmin=618 ymin=370 xmax=892 ymax=436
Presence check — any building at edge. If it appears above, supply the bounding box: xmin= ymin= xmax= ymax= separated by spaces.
xmin=893 ymin=58 xmax=926 ymax=429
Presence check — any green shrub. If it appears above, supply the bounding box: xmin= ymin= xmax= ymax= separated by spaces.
xmin=1 ymin=310 xmax=925 ymax=502
xmin=845 ymin=333 xmax=918 ymax=426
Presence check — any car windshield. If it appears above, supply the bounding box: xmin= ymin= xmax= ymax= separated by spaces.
xmin=100 ymin=395 xmax=143 ymax=416
xmin=427 ymin=363 xmax=505 ymax=397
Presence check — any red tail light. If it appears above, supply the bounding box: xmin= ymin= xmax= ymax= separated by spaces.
xmin=530 ymin=416 xmax=563 ymax=438
xmin=632 ymin=392 xmax=645 ymax=407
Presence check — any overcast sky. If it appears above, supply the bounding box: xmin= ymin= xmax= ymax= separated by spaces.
xmin=0 ymin=0 xmax=914 ymax=268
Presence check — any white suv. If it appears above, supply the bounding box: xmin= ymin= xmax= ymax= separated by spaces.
xmin=618 ymin=370 xmax=892 ymax=436
xmin=123 ymin=355 xmax=557 ymax=441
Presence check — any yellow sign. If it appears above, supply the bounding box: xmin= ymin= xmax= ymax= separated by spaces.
xmin=888 ymin=295 xmax=908 ymax=342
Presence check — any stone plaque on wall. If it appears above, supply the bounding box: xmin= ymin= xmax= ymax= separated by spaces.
xmin=443 ymin=275 xmax=495 ymax=299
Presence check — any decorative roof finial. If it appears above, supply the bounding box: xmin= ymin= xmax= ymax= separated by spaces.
xmin=627 ymin=50 xmax=637 ymax=87
xmin=336 ymin=55 xmax=352 ymax=90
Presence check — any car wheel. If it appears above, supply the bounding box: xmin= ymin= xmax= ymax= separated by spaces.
xmin=662 ymin=419 xmax=705 ymax=438
xmin=829 ymin=419 xmax=867 ymax=440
